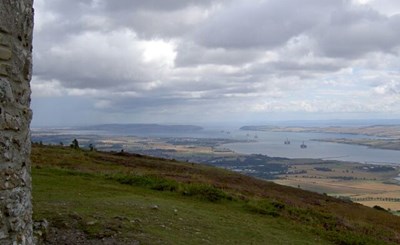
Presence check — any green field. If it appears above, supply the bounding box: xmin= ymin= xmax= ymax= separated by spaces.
xmin=32 ymin=145 xmax=400 ymax=244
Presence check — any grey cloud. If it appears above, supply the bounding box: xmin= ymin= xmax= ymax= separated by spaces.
xmin=34 ymin=30 xmax=167 ymax=90
xmin=110 ymin=7 xmax=207 ymax=39
xmin=100 ymin=0 xmax=219 ymax=12
xmin=94 ymin=0 xmax=228 ymax=39
xmin=93 ymin=88 xmax=259 ymax=120
xmin=194 ymin=0 xmax=338 ymax=49
xmin=35 ymin=0 xmax=99 ymax=34
xmin=268 ymin=60 xmax=345 ymax=73
xmin=373 ymin=79 xmax=400 ymax=95
xmin=315 ymin=10 xmax=400 ymax=57
xmin=175 ymin=42 xmax=262 ymax=66
xmin=193 ymin=0 xmax=400 ymax=58
xmin=35 ymin=0 xmax=219 ymax=39
xmin=38 ymin=0 xmax=94 ymax=15
xmin=367 ymin=0 xmax=400 ymax=16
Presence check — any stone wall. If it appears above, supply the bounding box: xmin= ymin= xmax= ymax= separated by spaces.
xmin=0 ymin=1 xmax=34 ymax=244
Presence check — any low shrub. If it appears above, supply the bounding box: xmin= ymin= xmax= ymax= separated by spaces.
xmin=243 ymin=200 xmax=285 ymax=217
xmin=110 ymin=174 xmax=178 ymax=192
xmin=373 ymin=205 xmax=388 ymax=212
xmin=181 ymin=183 xmax=229 ymax=202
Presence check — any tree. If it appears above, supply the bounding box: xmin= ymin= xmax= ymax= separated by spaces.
xmin=71 ymin=138 xmax=80 ymax=149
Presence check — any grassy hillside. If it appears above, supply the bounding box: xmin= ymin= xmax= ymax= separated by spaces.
xmin=32 ymin=145 xmax=400 ymax=244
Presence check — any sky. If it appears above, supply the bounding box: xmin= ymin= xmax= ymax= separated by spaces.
xmin=31 ymin=0 xmax=400 ymax=127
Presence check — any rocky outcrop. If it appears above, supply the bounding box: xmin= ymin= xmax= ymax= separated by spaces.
xmin=0 ymin=1 xmax=34 ymax=244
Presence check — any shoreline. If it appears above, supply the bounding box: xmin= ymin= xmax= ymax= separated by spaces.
xmin=311 ymin=138 xmax=400 ymax=152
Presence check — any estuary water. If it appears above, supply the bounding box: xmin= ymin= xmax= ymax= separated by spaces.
xmin=33 ymin=126 xmax=400 ymax=165
xmin=221 ymin=130 xmax=400 ymax=165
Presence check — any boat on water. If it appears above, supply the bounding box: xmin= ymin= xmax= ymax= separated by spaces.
xmin=284 ymin=138 xmax=290 ymax=145
xmin=300 ymin=141 xmax=307 ymax=149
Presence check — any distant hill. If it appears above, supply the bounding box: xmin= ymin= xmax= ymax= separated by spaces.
xmin=240 ymin=125 xmax=276 ymax=131
xmin=79 ymin=123 xmax=203 ymax=134
xmin=240 ymin=124 xmax=400 ymax=137
xmin=32 ymin=145 xmax=400 ymax=244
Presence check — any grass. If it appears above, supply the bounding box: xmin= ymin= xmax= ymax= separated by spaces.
xmin=32 ymin=145 xmax=400 ymax=244
xmin=33 ymin=167 xmax=321 ymax=244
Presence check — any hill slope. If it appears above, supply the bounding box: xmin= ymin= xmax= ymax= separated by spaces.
xmin=32 ymin=145 xmax=400 ymax=244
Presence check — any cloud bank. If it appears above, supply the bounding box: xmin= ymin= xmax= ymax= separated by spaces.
xmin=32 ymin=0 xmax=400 ymax=125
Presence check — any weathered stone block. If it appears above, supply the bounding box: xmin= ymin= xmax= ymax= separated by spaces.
xmin=0 ymin=230 xmax=8 ymax=240
xmin=9 ymin=84 xmax=30 ymax=107
xmin=0 ymin=78 xmax=15 ymax=102
xmin=0 ymin=168 xmax=26 ymax=190
xmin=0 ymin=63 xmax=8 ymax=77
xmin=0 ymin=47 xmax=11 ymax=61
xmin=0 ymin=33 xmax=10 ymax=47
xmin=0 ymin=25 xmax=10 ymax=35
xmin=0 ymin=136 xmax=27 ymax=165
xmin=3 ymin=112 xmax=22 ymax=131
